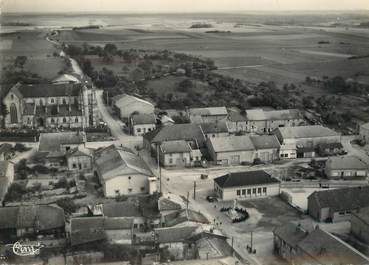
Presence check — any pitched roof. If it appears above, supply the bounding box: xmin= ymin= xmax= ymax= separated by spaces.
xmin=188 ymin=107 xmax=228 ymax=116
xmin=131 ymin=113 xmax=156 ymax=125
xmin=326 ymin=156 xmax=368 ymax=170
xmin=70 ymin=216 xmax=134 ymax=246
xmin=208 ymin=135 xmax=255 ymax=153
xmin=228 ymin=111 xmax=247 ymax=122
xmin=163 ymin=209 xmax=209 ymax=227
xmin=277 ymin=125 xmax=339 ymax=139
xmin=113 ymin=94 xmax=154 ymax=108
xmin=297 ymin=228 xmax=369 ymax=265
xmin=214 ymin=170 xmax=279 ymax=188
xmin=66 ymin=147 xmax=91 ymax=158
xmin=95 ymin=146 xmax=153 ymax=181
xmin=38 ymin=132 xmax=86 ymax=152
xmin=0 ymin=205 xmax=65 ymax=231
xmin=160 ymin=140 xmax=191 ymax=154
xmin=352 ymin=207 xmax=369 ymax=226
xmin=200 ymin=122 xmax=229 ymax=134
xmin=154 ymin=226 xmax=199 ymax=243
xmin=246 ymin=109 xmax=301 ymax=121
xmin=144 ymin=124 xmax=206 ymax=148
xmin=70 ymin=217 xmax=106 ymax=246
xmin=250 ymin=135 xmax=280 ymax=150
xmin=11 ymin=82 xmax=82 ymax=98
xmin=273 ymin=221 xmax=314 ymax=247
xmin=308 ymin=186 xmax=369 ymax=212
xmin=318 ymin=142 xmax=344 ymax=149
xmin=102 ymin=202 xmax=142 ymax=218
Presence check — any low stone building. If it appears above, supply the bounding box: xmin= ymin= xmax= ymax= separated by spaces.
xmin=159 ymin=140 xmax=193 ymax=167
xmin=200 ymin=122 xmax=229 ymax=139
xmin=250 ymin=135 xmax=280 ymax=163
xmin=307 ymin=186 xmax=369 ymax=222
xmin=0 ymin=205 xmax=65 ymax=243
xmin=246 ymin=108 xmax=304 ymax=134
xmin=113 ymin=94 xmax=154 ymax=121
xmin=129 ymin=113 xmax=156 ymax=136
xmin=351 ymin=207 xmax=369 ymax=244
xmin=66 ymin=148 xmax=93 ymax=174
xmin=274 ymin=221 xmax=369 ymax=265
xmin=213 ymin=170 xmax=280 ymax=200
xmin=187 ymin=106 xmax=228 ymax=124
xmin=207 ymin=135 xmax=255 ymax=166
xmin=324 ymin=156 xmax=368 ymax=180
xmin=94 ymin=145 xmax=157 ymax=197
xmin=226 ymin=111 xmax=248 ymax=134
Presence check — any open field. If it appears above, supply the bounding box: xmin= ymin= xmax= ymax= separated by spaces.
xmin=0 ymin=30 xmax=66 ymax=81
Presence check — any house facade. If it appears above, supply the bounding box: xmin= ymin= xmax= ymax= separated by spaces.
xmin=351 ymin=207 xmax=369 ymax=244
xmin=94 ymin=145 xmax=157 ymax=197
xmin=130 ymin=113 xmax=156 ymax=136
xmin=246 ymin=109 xmax=304 ymax=134
xmin=307 ymin=186 xmax=369 ymax=222
xmin=66 ymin=148 xmax=93 ymax=174
xmin=3 ymin=82 xmax=97 ymax=128
xmin=226 ymin=111 xmax=248 ymax=134
xmin=213 ymin=171 xmax=280 ymax=200
xmin=251 ymin=135 xmax=280 ymax=163
xmin=324 ymin=156 xmax=368 ymax=180
xmin=200 ymin=122 xmax=229 ymax=139
xmin=207 ymin=135 xmax=256 ymax=166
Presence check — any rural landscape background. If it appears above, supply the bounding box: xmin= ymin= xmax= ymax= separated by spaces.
xmin=1 ymin=11 xmax=369 ymax=133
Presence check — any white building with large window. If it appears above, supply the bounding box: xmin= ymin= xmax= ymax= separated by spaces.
xmin=213 ymin=170 xmax=280 ymax=200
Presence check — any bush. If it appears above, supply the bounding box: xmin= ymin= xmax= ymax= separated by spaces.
xmin=4 ymin=183 xmax=27 ymax=202
xmin=13 ymin=143 xmax=30 ymax=152
xmin=56 ymin=198 xmax=77 ymax=214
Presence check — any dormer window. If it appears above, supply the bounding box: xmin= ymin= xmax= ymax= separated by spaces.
xmin=75 ymin=117 xmax=79 ymax=123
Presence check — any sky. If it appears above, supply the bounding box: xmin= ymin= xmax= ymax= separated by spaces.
xmin=1 ymin=0 xmax=369 ymax=13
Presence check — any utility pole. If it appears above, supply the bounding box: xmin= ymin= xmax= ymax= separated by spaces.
xmin=231 ymin=237 xmax=234 ymax=255
xmin=186 ymin=191 xmax=189 ymax=210
xmin=193 ymin=181 xmax=196 ymax=200
xmin=250 ymin=231 xmax=253 ymax=253
xmin=157 ymin=144 xmax=162 ymax=194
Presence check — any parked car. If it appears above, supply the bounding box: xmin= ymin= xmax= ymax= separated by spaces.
xmin=206 ymin=195 xmax=217 ymax=202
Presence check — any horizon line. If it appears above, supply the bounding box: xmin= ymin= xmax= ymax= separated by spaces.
xmin=2 ymin=9 xmax=369 ymax=15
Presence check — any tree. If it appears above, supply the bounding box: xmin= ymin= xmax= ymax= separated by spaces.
xmin=4 ymin=183 xmax=27 ymax=202
xmin=103 ymin=43 xmax=118 ymax=55
xmin=56 ymin=198 xmax=77 ymax=214
xmin=14 ymin=56 xmax=27 ymax=69
xmin=177 ymin=79 xmax=193 ymax=92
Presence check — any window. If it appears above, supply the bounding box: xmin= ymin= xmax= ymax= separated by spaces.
xmin=137 ymin=128 xmax=141 ymax=133
xmin=143 ymin=128 xmax=146 ymax=133
xmin=27 ymin=117 xmax=31 ymax=124
xmin=133 ymin=223 xmax=138 ymax=229
xmin=84 ymin=163 xmax=88 ymax=169
xmin=62 ymin=98 xmax=67 ymax=104
xmin=247 ymin=189 xmax=251 ymax=195
xmin=339 ymin=211 xmax=345 ymax=216
xmin=242 ymin=189 xmax=246 ymax=195
xmin=51 ymin=98 xmax=55 ymax=103
xmin=10 ymin=103 xmax=18 ymax=124
xmin=263 ymin=187 xmax=267 ymax=193
xmin=169 ymin=158 xmax=173 ymax=164
xmin=148 ymin=128 xmax=152 ymax=131
xmin=75 ymin=117 xmax=79 ymax=123
xmin=63 ymin=117 xmax=67 ymax=123
xmin=128 ymin=188 xmax=132 ymax=193
xmin=72 ymin=163 xmax=77 ymax=168
xmin=140 ymin=187 xmax=145 ymax=191
xmin=236 ymin=190 xmax=241 ymax=196
xmin=258 ymin=188 xmax=262 ymax=194
xmin=51 ymin=118 xmax=55 ymax=123
xmin=252 ymin=188 xmax=256 ymax=194
xmin=39 ymin=99 xmax=43 ymax=105
xmin=128 ymin=176 xmax=131 ymax=180
xmin=115 ymin=190 xmax=120 ymax=195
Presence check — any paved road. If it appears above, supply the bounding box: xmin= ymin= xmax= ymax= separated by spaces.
xmin=95 ymin=90 xmax=143 ymax=150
